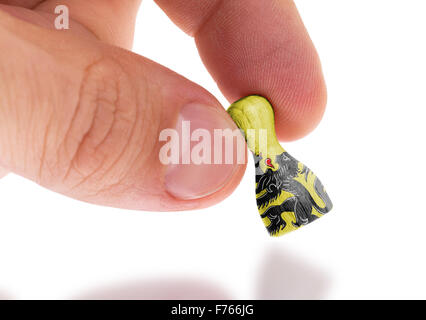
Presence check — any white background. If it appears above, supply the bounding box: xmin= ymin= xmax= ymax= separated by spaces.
xmin=0 ymin=0 xmax=425 ymax=299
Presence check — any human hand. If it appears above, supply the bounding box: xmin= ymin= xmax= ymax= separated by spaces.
xmin=0 ymin=0 xmax=326 ymax=211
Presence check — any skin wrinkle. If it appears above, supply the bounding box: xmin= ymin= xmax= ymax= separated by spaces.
xmin=66 ymin=58 xmax=139 ymax=194
xmin=64 ymin=102 xmax=99 ymax=187
xmin=78 ymin=50 xmax=163 ymax=201
xmin=0 ymin=56 xmax=15 ymax=165
xmin=68 ymin=79 xmax=121 ymax=193
xmin=30 ymin=63 xmax=53 ymax=175
xmin=60 ymin=59 xmax=103 ymax=184
xmin=119 ymin=88 xmax=154 ymax=196
xmin=88 ymin=106 xmax=148 ymax=201
xmin=92 ymin=80 xmax=119 ymax=154
xmin=85 ymin=76 xmax=155 ymax=201
xmin=80 ymin=91 xmax=136 ymax=192
xmin=0 ymin=44 xmax=17 ymax=168
xmin=133 ymin=70 xmax=159 ymax=165
xmin=58 ymin=58 xmax=103 ymax=161
xmin=37 ymin=110 xmax=53 ymax=184
xmin=34 ymin=59 xmax=68 ymax=184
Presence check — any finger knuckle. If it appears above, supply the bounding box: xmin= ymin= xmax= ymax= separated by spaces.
xmin=59 ymin=57 xmax=140 ymax=193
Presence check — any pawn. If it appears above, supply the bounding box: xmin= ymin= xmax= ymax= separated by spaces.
xmin=227 ymin=95 xmax=333 ymax=236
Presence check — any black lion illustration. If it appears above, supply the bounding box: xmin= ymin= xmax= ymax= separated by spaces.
xmin=254 ymin=152 xmax=333 ymax=236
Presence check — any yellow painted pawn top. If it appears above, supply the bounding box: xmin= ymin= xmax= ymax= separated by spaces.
xmin=227 ymin=95 xmax=284 ymax=159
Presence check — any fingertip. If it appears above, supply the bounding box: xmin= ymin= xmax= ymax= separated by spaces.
xmin=208 ymin=46 xmax=328 ymax=142
xmin=192 ymin=0 xmax=327 ymax=141
xmin=269 ymin=64 xmax=328 ymax=141
xmin=163 ymin=103 xmax=247 ymax=204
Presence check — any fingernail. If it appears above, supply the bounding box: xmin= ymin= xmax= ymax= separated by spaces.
xmin=164 ymin=103 xmax=241 ymax=200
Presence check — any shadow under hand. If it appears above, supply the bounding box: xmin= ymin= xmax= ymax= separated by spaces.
xmin=75 ymin=278 xmax=232 ymax=300
xmin=0 ymin=292 xmax=12 ymax=300
xmin=255 ymin=247 xmax=331 ymax=300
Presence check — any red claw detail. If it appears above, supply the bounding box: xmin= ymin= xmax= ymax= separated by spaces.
xmin=265 ymin=158 xmax=274 ymax=169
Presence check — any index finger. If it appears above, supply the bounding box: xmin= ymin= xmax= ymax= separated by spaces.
xmin=156 ymin=0 xmax=327 ymax=141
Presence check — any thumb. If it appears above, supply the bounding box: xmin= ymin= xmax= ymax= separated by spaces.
xmin=0 ymin=11 xmax=245 ymax=211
